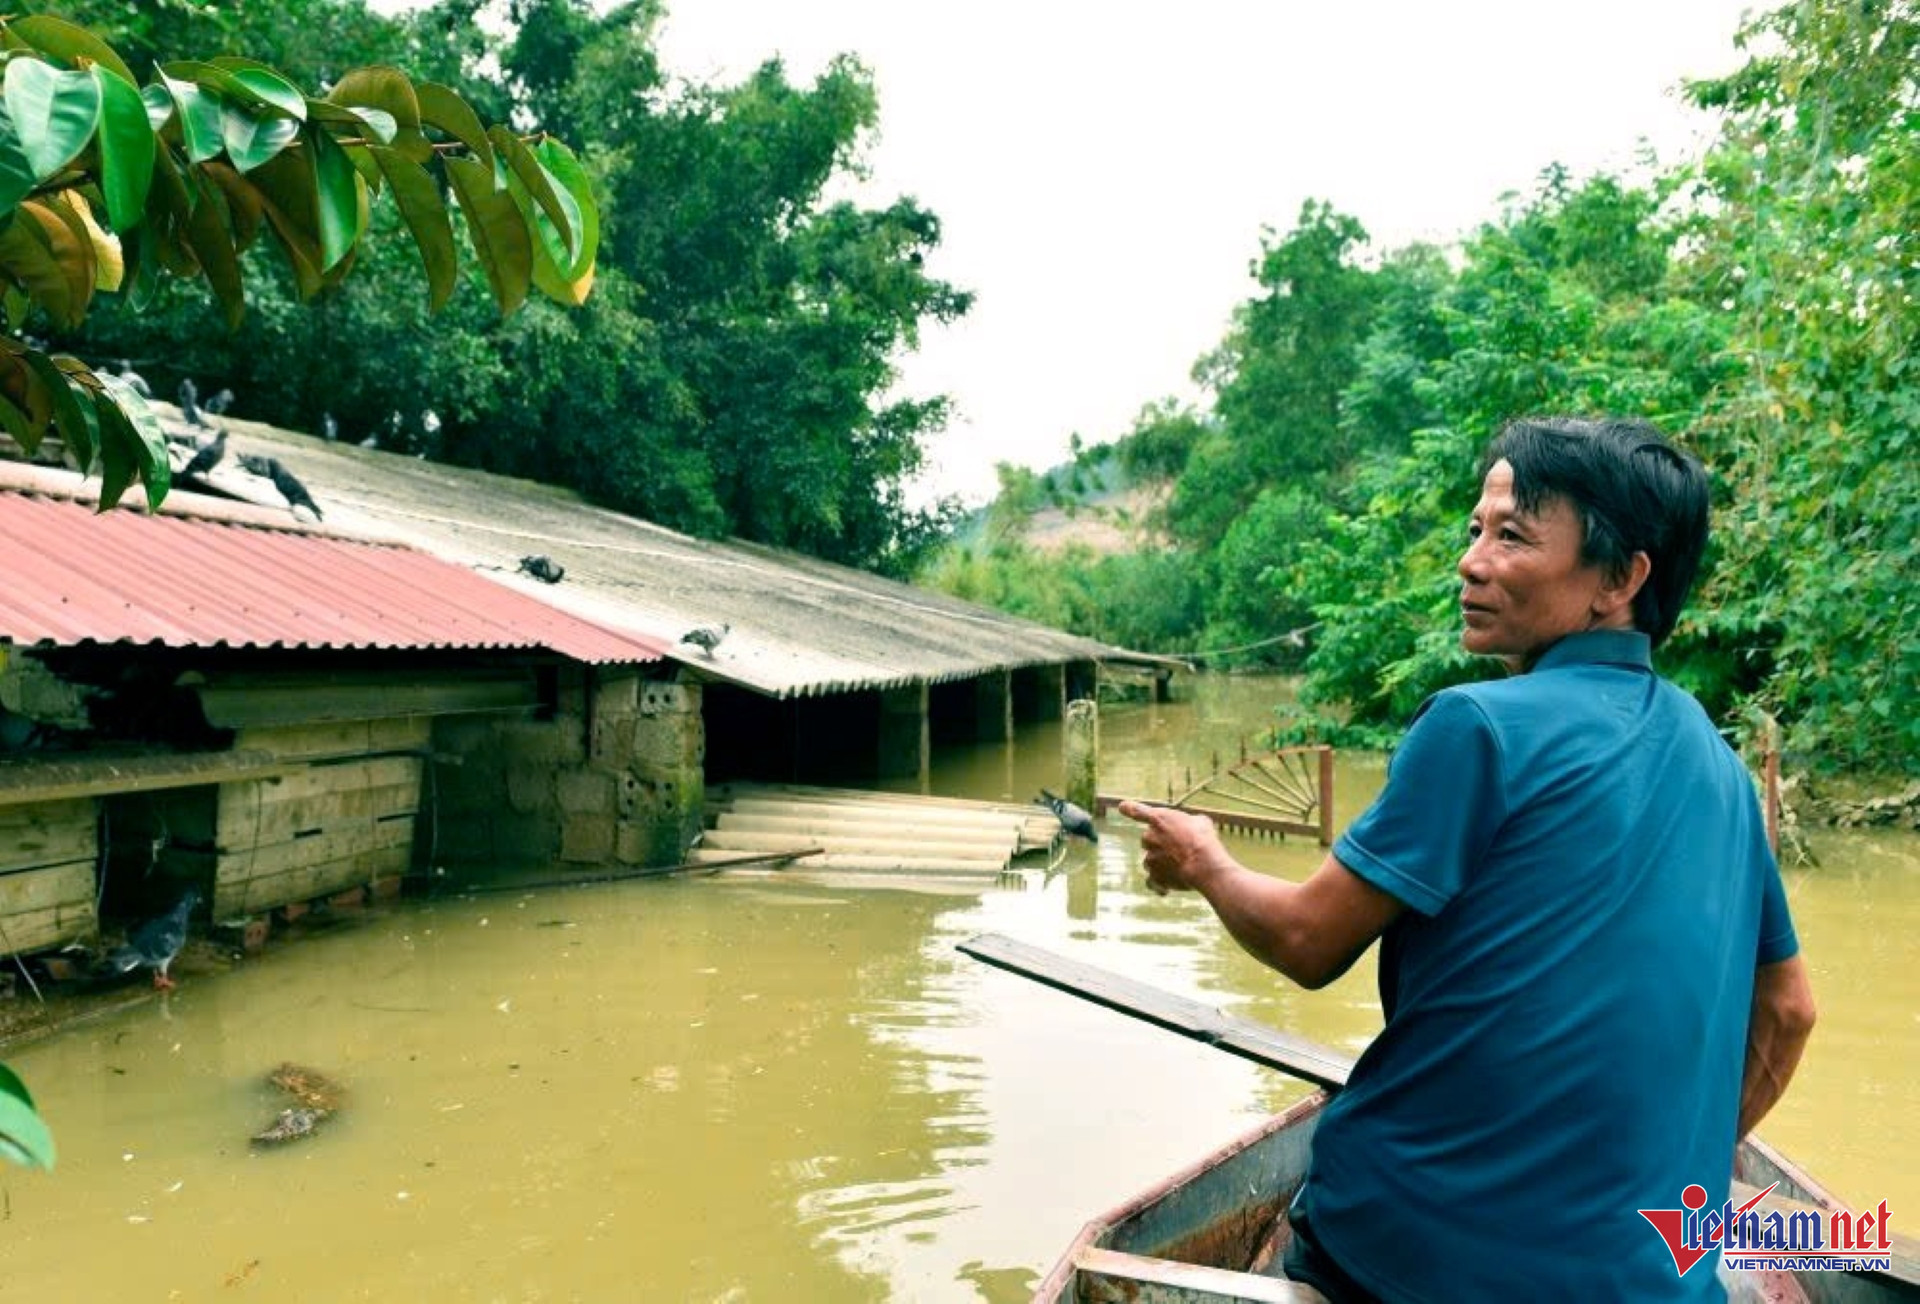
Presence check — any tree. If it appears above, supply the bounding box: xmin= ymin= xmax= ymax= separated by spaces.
xmin=0 ymin=11 xmax=601 ymax=1171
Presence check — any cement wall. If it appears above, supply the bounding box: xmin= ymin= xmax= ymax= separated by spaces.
xmin=428 ymin=669 xmax=704 ymax=877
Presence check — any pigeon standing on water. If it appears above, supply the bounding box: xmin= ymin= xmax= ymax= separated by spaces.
xmin=678 ymin=623 xmax=730 ymax=657
xmin=104 ymin=887 xmax=201 ymax=990
xmin=1038 ymin=788 xmax=1098 ymax=843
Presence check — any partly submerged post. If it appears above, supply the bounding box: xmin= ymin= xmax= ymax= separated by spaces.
xmin=1064 ymin=698 xmax=1098 ymax=813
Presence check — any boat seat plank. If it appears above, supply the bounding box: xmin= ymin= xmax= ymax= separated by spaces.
xmin=1074 ymin=1246 xmax=1327 ymax=1303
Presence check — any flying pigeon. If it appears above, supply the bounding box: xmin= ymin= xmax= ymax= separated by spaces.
xmin=240 ymin=454 xmax=324 ymax=520
xmin=181 ymin=427 xmax=227 ymax=479
xmin=1037 ymin=788 xmax=1098 ymax=843
xmin=678 ymin=623 xmax=731 ymax=657
xmin=518 ymin=555 xmax=565 ymax=584
xmin=103 ymin=887 xmax=201 ymax=990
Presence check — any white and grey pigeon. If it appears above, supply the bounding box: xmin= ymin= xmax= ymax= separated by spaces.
xmin=104 ymin=886 xmax=201 ymax=990
xmin=678 ymin=623 xmax=731 ymax=657
xmin=1038 ymin=789 xmax=1098 ymax=843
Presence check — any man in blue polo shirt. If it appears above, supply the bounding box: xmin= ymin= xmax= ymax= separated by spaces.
xmin=1122 ymin=416 xmax=1814 ymax=1301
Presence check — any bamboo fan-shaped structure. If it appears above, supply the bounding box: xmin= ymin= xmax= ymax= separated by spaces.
xmin=1098 ymin=743 xmax=1333 ymax=846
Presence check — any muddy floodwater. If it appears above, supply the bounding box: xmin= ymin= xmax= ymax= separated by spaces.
xmin=3 ymin=677 xmax=1914 ymax=1301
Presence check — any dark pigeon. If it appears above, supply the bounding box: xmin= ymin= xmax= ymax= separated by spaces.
xmin=203 ymin=387 xmax=235 ymax=416
xmin=1038 ymin=788 xmax=1098 ymax=843
xmin=181 ymin=427 xmax=227 ymax=479
xmin=104 ymin=887 xmax=201 ymax=990
xmin=677 ymin=623 xmax=730 ymax=657
xmin=240 ymin=454 xmax=323 ymax=520
xmin=178 ymin=377 xmax=205 ymax=427
xmin=518 ymin=555 xmax=565 ymax=584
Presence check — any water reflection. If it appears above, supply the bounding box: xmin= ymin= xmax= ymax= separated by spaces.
xmin=1 ymin=675 xmax=1912 ymax=1303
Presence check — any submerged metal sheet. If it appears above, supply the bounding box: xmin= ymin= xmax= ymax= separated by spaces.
xmin=144 ymin=409 xmax=1162 ymax=699
xmin=0 ymin=487 xmax=667 ymax=664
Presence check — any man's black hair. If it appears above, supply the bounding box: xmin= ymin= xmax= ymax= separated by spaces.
xmin=1480 ymin=416 xmax=1710 ymax=646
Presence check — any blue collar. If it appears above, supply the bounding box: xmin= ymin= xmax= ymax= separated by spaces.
xmin=1531 ymin=629 xmax=1653 ymax=673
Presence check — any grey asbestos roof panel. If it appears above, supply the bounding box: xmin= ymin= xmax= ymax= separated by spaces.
xmin=172 ymin=412 xmax=1151 ymax=698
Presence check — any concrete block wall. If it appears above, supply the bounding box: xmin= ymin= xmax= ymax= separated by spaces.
xmin=427 ymin=669 xmax=704 ymax=878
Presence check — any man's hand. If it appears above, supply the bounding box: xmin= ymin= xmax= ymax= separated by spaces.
xmin=1117 ymin=800 xmax=1236 ymax=896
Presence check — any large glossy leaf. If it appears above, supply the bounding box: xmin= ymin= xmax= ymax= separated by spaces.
xmin=207 ymin=58 xmax=307 ymax=120
xmin=60 ymin=191 xmax=121 ymax=292
xmin=202 ymin=160 xmax=264 ymax=249
xmin=181 ymin=174 xmax=244 ymax=326
xmin=371 ymin=143 xmax=456 ymax=311
xmin=533 ymin=138 xmax=597 ymax=281
xmin=308 ymin=125 xmax=362 ymax=271
xmin=0 ymin=109 xmax=39 ymax=214
xmin=24 ymin=349 xmax=95 ymax=472
xmin=416 ymin=82 xmax=492 ymax=173
xmin=489 ymin=126 xmax=577 ymax=263
xmin=307 ymin=99 xmax=398 ymax=147
xmin=0 ymin=207 xmax=78 ymax=327
xmin=0 ymin=1062 xmax=54 ymax=1171
xmin=139 ymin=82 xmax=170 ymax=132
xmin=92 ymin=68 xmax=154 ymax=231
xmin=26 ymin=198 xmax=98 ymax=322
xmin=157 ymin=73 xmax=224 ymax=164
xmin=7 ymin=14 xmax=138 ymax=87
xmin=220 ymin=101 xmax=299 ymax=173
xmin=244 ymin=150 xmax=325 ymax=298
xmin=445 ymin=154 xmax=529 ymax=316
xmin=164 ymin=60 xmax=303 ymax=121
xmin=328 ymin=67 xmax=420 ymax=132
xmin=508 ymin=154 xmax=594 ymax=307
xmin=94 ymin=372 xmax=167 ymax=510
xmin=4 ymin=58 xmax=101 ymax=180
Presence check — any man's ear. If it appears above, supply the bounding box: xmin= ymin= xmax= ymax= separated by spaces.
xmin=1596 ymin=550 xmax=1652 ymax=621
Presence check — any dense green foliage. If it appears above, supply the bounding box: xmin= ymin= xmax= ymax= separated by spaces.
xmin=53 ymin=0 xmax=969 ymax=575
xmin=0 ymin=9 xmax=591 ymax=509
xmin=923 ymin=0 xmax=1916 ymax=775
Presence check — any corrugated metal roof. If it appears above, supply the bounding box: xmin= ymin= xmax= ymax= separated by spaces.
xmin=144 ymin=410 xmax=1162 ymax=698
xmin=0 ymin=483 xmax=667 ymax=664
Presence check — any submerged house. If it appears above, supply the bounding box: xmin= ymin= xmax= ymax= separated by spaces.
xmin=0 ymin=406 xmax=1169 ymax=950
xmin=0 ymin=460 xmax=670 ymax=955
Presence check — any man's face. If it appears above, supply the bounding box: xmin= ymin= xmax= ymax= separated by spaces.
xmin=1458 ymin=459 xmax=1623 ymax=668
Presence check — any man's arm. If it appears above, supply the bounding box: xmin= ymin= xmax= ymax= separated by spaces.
xmin=1120 ymin=802 xmax=1404 ymax=989
xmin=1737 ymin=953 xmax=1816 ymax=1139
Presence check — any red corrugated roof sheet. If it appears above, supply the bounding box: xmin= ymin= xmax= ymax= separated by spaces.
xmin=0 ymin=491 xmax=666 ymax=664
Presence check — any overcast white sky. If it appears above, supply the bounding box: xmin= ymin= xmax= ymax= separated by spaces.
xmin=654 ymin=2 xmax=1758 ymax=505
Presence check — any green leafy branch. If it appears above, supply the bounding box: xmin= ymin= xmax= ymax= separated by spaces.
xmin=0 ymin=1062 xmax=54 ymax=1171
xmin=0 ymin=13 xmax=600 ymax=511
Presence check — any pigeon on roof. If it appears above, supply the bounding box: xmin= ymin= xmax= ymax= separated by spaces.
xmin=203 ymin=387 xmax=235 ymax=416
xmin=321 ymin=412 xmax=338 ymax=441
xmin=102 ymin=887 xmax=201 ymax=990
xmin=678 ymin=623 xmax=730 ymax=657
xmin=518 ymin=555 xmax=565 ymax=584
xmin=114 ymin=359 xmax=151 ymax=397
xmin=178 ymin=377 xmax=205 ymax=427
xmin=240 ymin=454 xmax=324 ymax=521
xmin=181 ymin=426 xmax=227 ymax=479
xmin=1037 ymin=788 xmax=1098 ymax=843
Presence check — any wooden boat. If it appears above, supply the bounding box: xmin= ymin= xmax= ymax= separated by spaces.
xmin=958 ymin=934 xmax=1920 ymax=1304
xmin=1032 ymin=1092 xmax=1919 ymax=1303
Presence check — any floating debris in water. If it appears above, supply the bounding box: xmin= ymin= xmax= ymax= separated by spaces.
xmin=250 ymin=1063 xmax=343 ymax=1147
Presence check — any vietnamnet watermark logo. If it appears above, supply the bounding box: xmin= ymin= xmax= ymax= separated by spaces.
xmin=1639 ymin=1182 xmax=1895 ymax=1275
